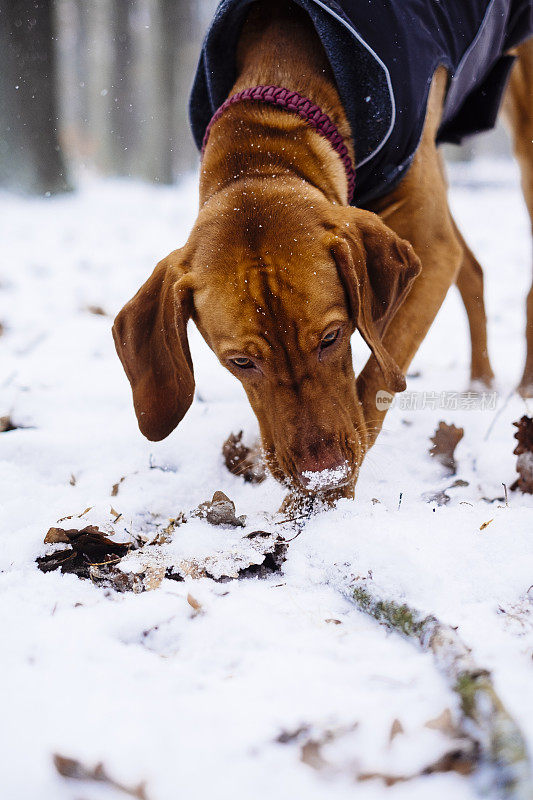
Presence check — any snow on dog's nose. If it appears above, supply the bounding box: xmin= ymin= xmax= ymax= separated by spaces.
xmin=298 ymin=460 xmax=350 ymax=492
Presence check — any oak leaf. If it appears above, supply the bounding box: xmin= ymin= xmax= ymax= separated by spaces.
xmin=429 ymin=422 xmax=464 ymax=473
xmin=513 ymin=416 xmax=533 ymax=493
xmin=222 ymin=431 xmax=266 ymax=484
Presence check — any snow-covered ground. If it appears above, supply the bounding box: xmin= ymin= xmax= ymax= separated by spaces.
xmin=0 ymin=159 xmax=532 ymax=800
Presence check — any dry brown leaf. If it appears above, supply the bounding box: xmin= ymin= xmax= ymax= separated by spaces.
xmin=193 ymin=491 xmax=246 ymax=528
xmin=429 ymin=422 xmax=464 ymax=473
xmin=85 ymin=304 xmax=108 ymax=316
xmin=425 ymin=708 xmax=457 ymax=737
xmin=178 ymin=560 xmax=207 ymax=580
xmin=89 ymin=564 xmax=144 ymax=593
xmin=147 ymin=514 xmax=187 ymax=546
xmin=358 ymin=771 xmax=408 ymax=786
xmin=298 ymin=724 xmax=359 ymax=772
xmin=423 ymin=742 xmax=478 ymax=776
xmin=187 ymin=593 xmax=203 ymax=613
xmin=142 ymin=566 xmax=165 ymax=591
xmin=300 ymin=740 xmax=328 ymax=771
xmin=245 ymin=529 xmax=271 ymax=539
xmin=479 ymin=518 xmax=494 ymax=531
xmin=163 ymin=513 xmax=187 ymax=535
xmin=53 ymin=754 xmax=149 ymax=799
xmin=389 ymin=718 xmax=404 ymax=742
xmin=69 ymin=474 xmax=76 ymax=486
xmin=0 ymin=415 xmax=17 ymax=433
xmin=111 ymin=476 xmax=126 ymax=496
xmin=276 ymin=725 xmax=310 ymax=744
xmin=44 ymin=527 xmax=71 ymax=544
xmin=358 ymin=740 xmax=477 ymax=784
xmin=513 ymin=416 xmax=533 ymax=493
xmin=222 ymin=431 xmax=266 ymax=484
xmin=325 ymin=618 xmax=342 ymax=625
xmin=57 ymin=507 xmax=93 ymax=523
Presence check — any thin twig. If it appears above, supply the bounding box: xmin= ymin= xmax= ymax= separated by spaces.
xmin=484 ymin=389 xmax=514 ymax=441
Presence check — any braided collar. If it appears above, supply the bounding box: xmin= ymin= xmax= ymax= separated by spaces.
xmin=201 ymin=85 xmax=355 ymax=203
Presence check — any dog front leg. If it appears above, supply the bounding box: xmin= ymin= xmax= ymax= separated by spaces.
xmin=356 ymin=141 xmax=463 ymax=448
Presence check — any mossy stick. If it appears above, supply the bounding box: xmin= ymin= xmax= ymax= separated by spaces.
xmin=352 ymin=583 xmax=533 ymax=800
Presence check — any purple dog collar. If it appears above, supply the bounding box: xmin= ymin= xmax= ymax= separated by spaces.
xmin=201 ymin=85 xmax=355 ymax=203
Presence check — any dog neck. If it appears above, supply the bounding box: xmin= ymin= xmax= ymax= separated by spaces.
xmin=199 ymin=1 xmax=354 ymax=208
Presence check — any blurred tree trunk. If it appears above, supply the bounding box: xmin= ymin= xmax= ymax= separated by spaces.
xmin=153 ymin=0 xmax=178 ymax=183
xmin=173 ymin=0 xmax=200 ymax=175
xmin=0 ymin=0 xmax=70 ymax=194
xmin=86 ymin=0 xmax=114 ymax=174
xmin=111 ymin=0 xmax=134 ymax=174
xmin=143 ymin=0 xmax=197 ymax=184
xmin=73 ymin=0 xmax=90 ymax=137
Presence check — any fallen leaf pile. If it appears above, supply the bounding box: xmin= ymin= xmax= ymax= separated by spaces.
xmin=37 ymin=526 xmax=129 ymax=576
xmin=54 ymin=754 xmax=149 ymax=799
xmin=222 ymin=431 xmax=266 ymax=483
xmin=513 ymin=415 xmax=533 ymax=493
xmin=36 ymin=526 xmax=142 ymax=592
xmin=276 ymin=710 xmax=478 ymax=785
xmin=37 ymin=492 xmax=287 ymax=590
xmin=429 ymin=422 xmax=464 ymax=473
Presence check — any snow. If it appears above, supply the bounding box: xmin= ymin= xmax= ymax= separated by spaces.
xmin=302 ymin=463 xmax=350 ymax=491
xmin=1 ymin=160 xmax=532 ymax=800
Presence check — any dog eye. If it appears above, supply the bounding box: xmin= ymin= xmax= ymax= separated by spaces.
xmin=320 ymin=329 xmax=340 ymax=348
xmin=231 ymin=357 xmax=254 ymax=369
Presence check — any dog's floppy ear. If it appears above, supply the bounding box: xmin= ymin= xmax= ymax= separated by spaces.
xmin=332 ymin=211 xmax=421 ymax=392
xmin=112 ymin=249 xmax=195 ymax=441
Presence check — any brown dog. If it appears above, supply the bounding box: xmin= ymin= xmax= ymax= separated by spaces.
xmin=113 ymin=2 xmax=533 ymax=502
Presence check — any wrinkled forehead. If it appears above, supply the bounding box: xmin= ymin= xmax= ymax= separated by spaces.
xmin=193 ymin=254 xmax=348 ymax=351
xmin=189 ymin=185 xmax=350 ymax=347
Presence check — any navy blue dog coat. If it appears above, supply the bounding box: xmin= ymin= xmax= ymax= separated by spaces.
xmin=190 ymin=0 xmax=533 ymax=206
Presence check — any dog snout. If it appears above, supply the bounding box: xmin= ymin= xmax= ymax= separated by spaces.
xmin=296 ymin=452 xmax=350 ymax=491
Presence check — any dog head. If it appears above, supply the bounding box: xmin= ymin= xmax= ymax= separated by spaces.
xmin=113 ymin=182 xmax=420 ymax=495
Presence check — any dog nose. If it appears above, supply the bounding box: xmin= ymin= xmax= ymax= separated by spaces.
xmin=297 ymin=456 xmax=349 ymax=491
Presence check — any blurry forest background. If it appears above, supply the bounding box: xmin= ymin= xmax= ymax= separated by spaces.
xmin=0 ymin=0 xmax=512 ymax=197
